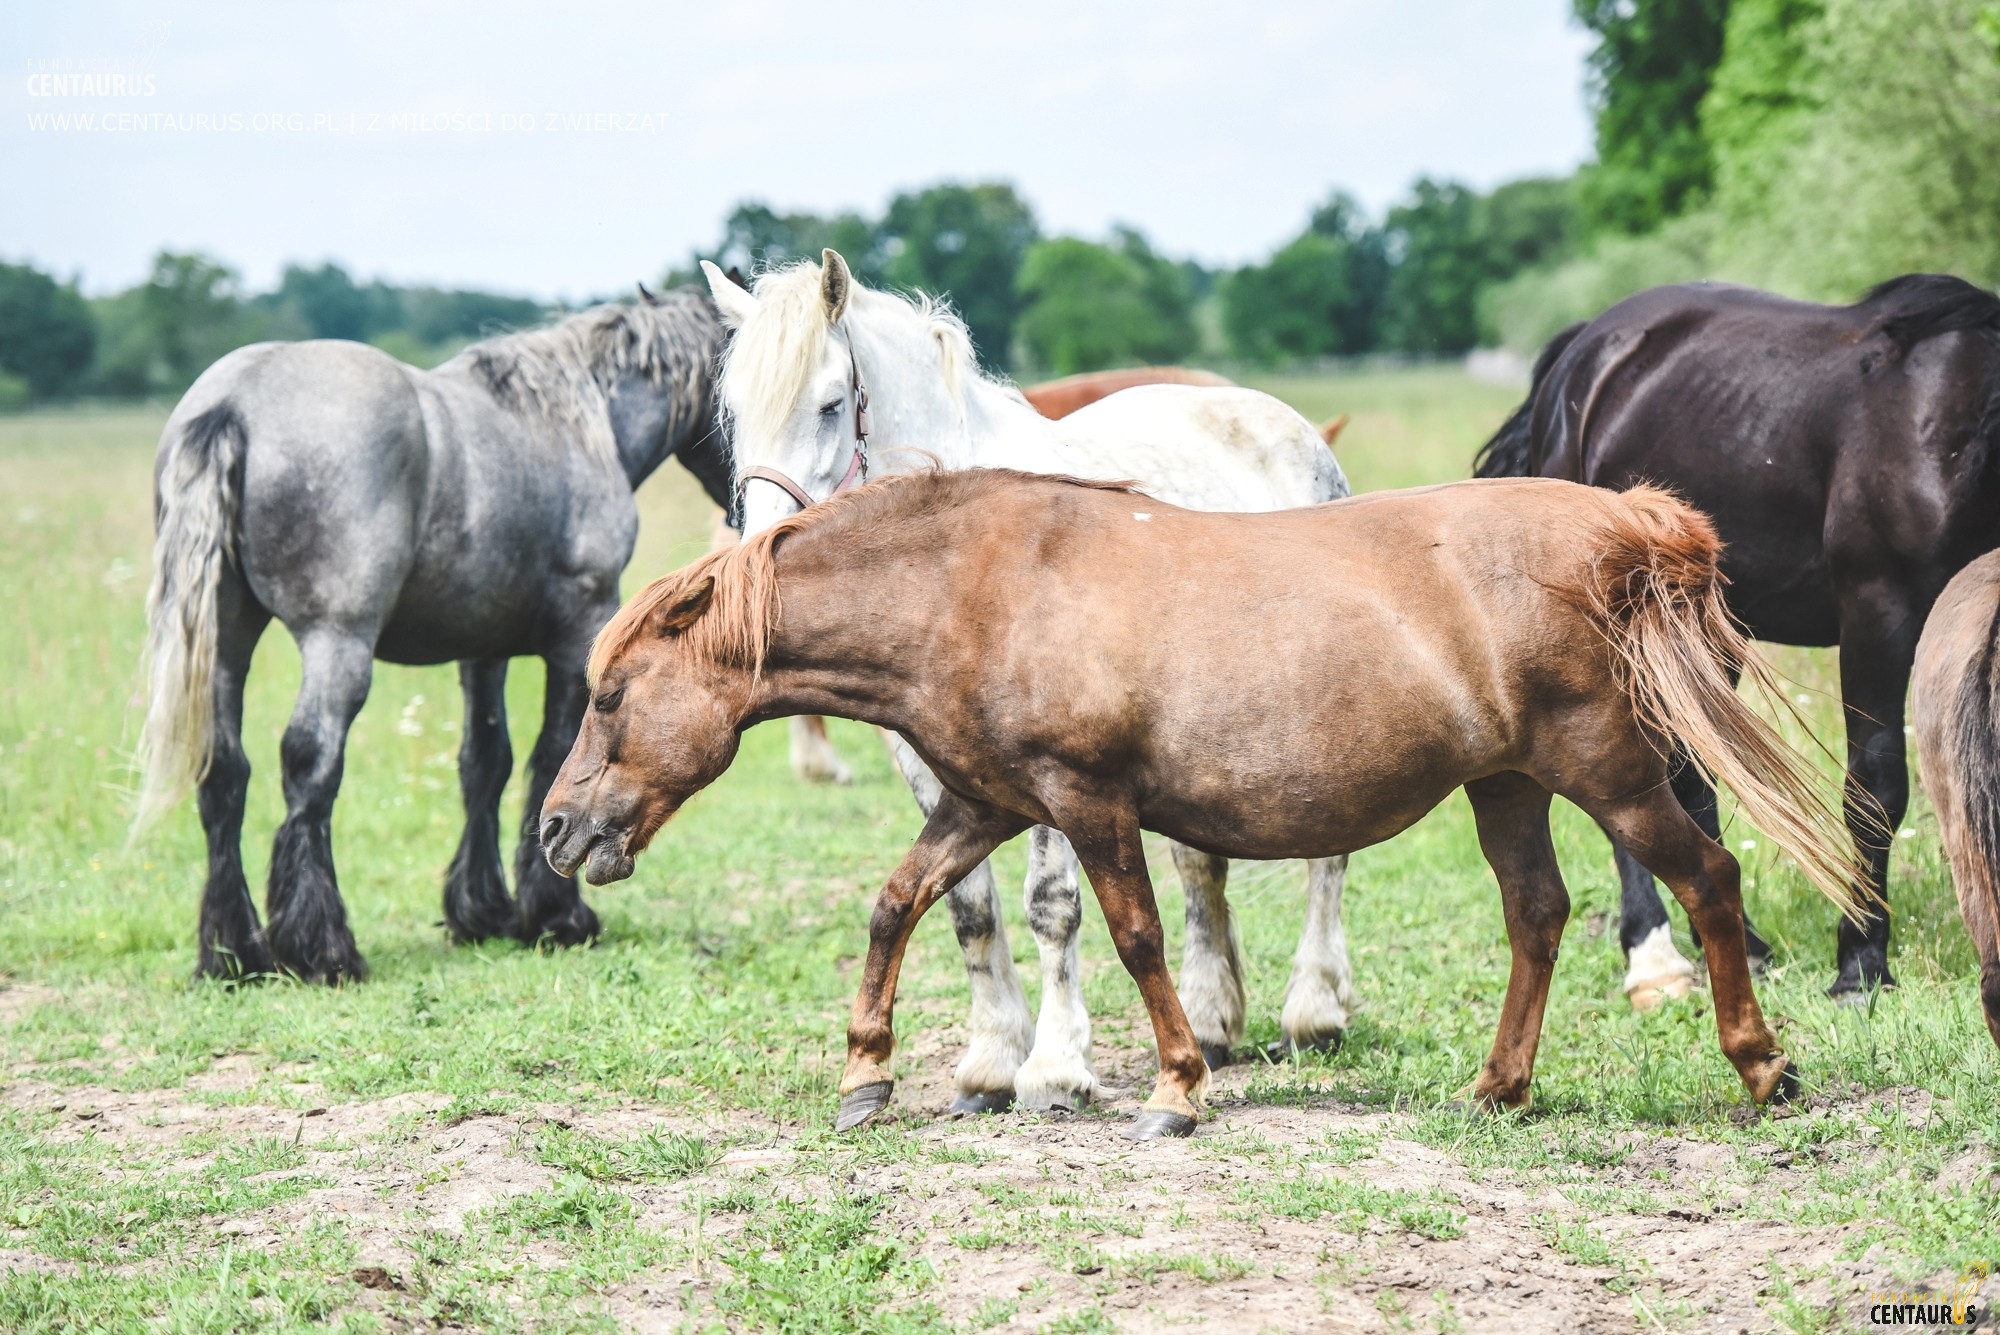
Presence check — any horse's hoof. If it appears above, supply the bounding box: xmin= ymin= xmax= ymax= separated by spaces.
xmin=1625 ymin=974 xmax=1696 ymax=1012
xmin=1263 ymin=1030 xmax=1343 ymax=1062
xmin=949 ymin=1090 xmax=1013 ymax=1117
xmin=523 ymin=902 xmax=602 ymax=950
xmin=1124 ymin=1110 xmax=1197 ymax=1141
xmin=1018 ymin=1085 xmax=1094 ymax=1114
xmin=1201 ymin=1043 xmax=1234 ymax=1071
xmin=836 ymin=1081 xmax=894 ymax=1132
xmin=1766 ymin=1060 xmax=1801 ymax=1106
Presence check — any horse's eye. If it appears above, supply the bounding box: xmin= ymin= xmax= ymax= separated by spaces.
xmin=819 ymin=398 xmax=843 ymax=417
xmin=593 ymin=687 xmax=625 ymax=714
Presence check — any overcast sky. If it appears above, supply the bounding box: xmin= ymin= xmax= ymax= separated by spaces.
xmin=6 ymin=2 xmax=1596 ymax=302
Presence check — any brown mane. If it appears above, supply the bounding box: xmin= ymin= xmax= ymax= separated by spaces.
xmin=587 ymin=468 xmax=1143 ymax=685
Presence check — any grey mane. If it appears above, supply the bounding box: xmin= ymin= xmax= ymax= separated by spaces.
xmin=457 ymin=289 xmax=724 ymax=464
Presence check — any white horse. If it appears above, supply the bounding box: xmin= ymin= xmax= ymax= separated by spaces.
xmin=702 ymin=251 xmax=1358 ymax=1113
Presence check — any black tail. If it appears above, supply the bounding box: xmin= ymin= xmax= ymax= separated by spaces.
xmin=1472 ymin=323 xmax=1586 ymax=479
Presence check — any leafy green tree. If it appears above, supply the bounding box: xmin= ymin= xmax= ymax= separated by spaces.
xmin=1382 ymin=180 xmax=1492 ymax=354
xmin=1476 ymin=177 xmax=1583 ymax=280
xmin=711 ymin=203 xmax=884 ymax=283
xmin=880 ymin=183 xmax=1039 ymax=369
xmin=1016 ymin=228 xmax=1198 ymax=374
xmin=274 ymin=262 xmax=373 ymax=341
xmin=1222 ymin=191 xmax=1388 ymax=364
xmin=1574 ymin=0 xmax=1731 ymax=235
xmin=395 ymin=286 xmax=546 ymax=343
xmin=0 ymin=260 xmax=96 ymax=398
xmin=139 ymin=252 xmax=246 ymax=389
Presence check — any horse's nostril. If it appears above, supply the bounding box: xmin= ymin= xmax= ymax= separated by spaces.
xmin=540 ymin=814 xmax=567 ymax=850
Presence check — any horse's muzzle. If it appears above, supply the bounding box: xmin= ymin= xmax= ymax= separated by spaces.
xmin=540 ymin=812 xmax=635 ymax=884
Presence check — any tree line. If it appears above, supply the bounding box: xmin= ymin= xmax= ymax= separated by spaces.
xmin=4 ymin=0 xmax=1992 ymax=402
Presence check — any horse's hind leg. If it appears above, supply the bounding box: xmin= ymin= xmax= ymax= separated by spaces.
xmin=265 ymin=628 xmax=372 ymax=984
xmin=1173 ymin=847 xmax=1244 ymax=1069
xmin=1591 ymin=787 xmax=1795 ymax=1104
xmin=1279 ymin=855 xmax=1356 ymax=1056
xmin=882 ymin=732 xmax=1034 ymax=1112
xmin=1615 ymin=756 xmax=1773 ymax=1009
xmin=515 ymin=650 xmax=600 ymax=947
xmin=1463 ymin=773 xmax=1570 ymax=1109
xmin=196 ymin=570 xmax=272 ymax=980
xmin=1013 ymin=827 xmax=1100 ymax=1111
xmin=443 ymin=658 xmax=517 ymax=943
xmin=790 ymin=716 xmax=853 ymax=786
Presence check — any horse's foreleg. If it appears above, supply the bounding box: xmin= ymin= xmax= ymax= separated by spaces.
xmin=1171 ymin=845 xmax=1244 ymax=1069
xmin=1463 ymin=774 xmax=1569 ymax=1109
xmin=1833 ymin=606 xmax=1914 ymax=997
xmin=881 ymin=732 xmax=1033 ymax=1109
xmin=443 ymin=658 xmax=517 ymax=943
xmin=515 ymin=651 xmax=600 ymax=947
xmin=1279 ymin=855 xmax=1356 ymax=1056
xmin=1012 ymin=827 xmax=1099 ymax=1111
xmin=1067 ymin=818 xmax=1209 ymax=1140
xmin=265 ymin=628 xmax=372 ymax=984
xmin=839 ymin=793 xmax=1027 ymax=1130
xmin=790 ymin=716 xmax=854 ymax=785
xmin=195 ymin=574 xmax=272 ymax=981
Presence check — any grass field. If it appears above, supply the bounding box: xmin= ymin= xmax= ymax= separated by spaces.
xmin=0 ymin=371 xmax=1994 ymax=1333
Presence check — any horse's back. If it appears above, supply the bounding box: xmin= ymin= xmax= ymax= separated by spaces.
xmin=173 ymin=340 xmax=430 ymax=635
xmin=1055 ymin=383 xmax=1346 ymax=509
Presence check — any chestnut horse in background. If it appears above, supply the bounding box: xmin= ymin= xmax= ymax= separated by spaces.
xmin=542 ymin=469 xmax=1860 ymax=1140
xmin=1024 ymin=366 xmax=1349 ymax=447
xmin=1910 ymin=550 xmax=2000 ymax=1049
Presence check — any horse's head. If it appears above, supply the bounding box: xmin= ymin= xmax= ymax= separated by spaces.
xmin=703 ymin=250 xmax=874 ymax=537
xmin=540 ymin=570 xmax=747 ymax=885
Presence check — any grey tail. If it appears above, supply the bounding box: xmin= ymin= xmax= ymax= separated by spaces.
xmin=136 ymin=403 xmax=248 ymax=833
xmin=1472 ymin=323 xmax=1586 ymax=479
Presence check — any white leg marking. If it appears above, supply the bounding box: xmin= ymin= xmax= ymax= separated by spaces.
xmin=1171 ymin=844 xmax=1245 ymax=1056
xmin=789 ymin=716 xmax=853 ymax=786
xmin=1623 ymin=921 xmax=1697 ymax=1011
xmin=880 ymin=732 xmax=1031 ymax=1095
xmin=1281 ymin=855 xmax=1357 ymax=1047
xmin=1013 ymin=826 xmax=1100 ymax=1110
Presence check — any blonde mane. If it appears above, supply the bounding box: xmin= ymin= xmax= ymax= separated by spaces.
xmin=453 ymin=288 xmax=722 ymax=464
xmin=719 ymin=260 xmax=988 ymax=448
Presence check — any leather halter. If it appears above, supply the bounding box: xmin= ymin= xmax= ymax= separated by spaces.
xmin=735 ymin=336 xmax=870 ymax=515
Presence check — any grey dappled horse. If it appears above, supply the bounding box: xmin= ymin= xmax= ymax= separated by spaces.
xmin=137 ymin=286 xmax=732 ymax=983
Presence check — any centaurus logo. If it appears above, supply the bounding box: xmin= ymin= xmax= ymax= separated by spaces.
xmin=23 ymin=60 xmax=157 ymax=98
xmin=1868 ymin=1262 xmax=1990 ymax=1327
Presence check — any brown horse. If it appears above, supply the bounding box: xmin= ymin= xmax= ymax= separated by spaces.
xmin=1909 ymin=550 xmax=2000 ymax=1049
xmin=1022 ymin=366 xmax=1349 ymax=446
xmin=541 ymin=470 xmax=1860 ymax=1139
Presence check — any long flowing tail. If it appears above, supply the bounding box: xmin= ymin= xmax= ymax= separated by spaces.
xmin=1915 ymin=590 xmax=2000 ymax=1046
xmin=135 ymin=403 xmax=248 ymax=833
xmin=1580 ymin=486 xmax=1870 ymax=920
xmin=1471 ymin=323 xmax=1585 ymax=478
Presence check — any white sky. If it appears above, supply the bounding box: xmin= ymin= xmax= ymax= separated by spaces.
xmin=5 ymin=2 xmax=1596 ymax=302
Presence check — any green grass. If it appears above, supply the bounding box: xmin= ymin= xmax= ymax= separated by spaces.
xmin=0 ymin=377 xmax=1995 ymax=1330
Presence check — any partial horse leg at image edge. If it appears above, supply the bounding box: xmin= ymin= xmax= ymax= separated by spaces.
xmin=881 ymin=733 xmax=1035 ymax=1112
xmin=442 ymin=657 xmax=519 ymax=943
xmin=838 ymin=793 xmax=1030 ymax=1131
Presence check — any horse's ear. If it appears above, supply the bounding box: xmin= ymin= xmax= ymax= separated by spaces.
xmin=648 ymin=576 xmax=714 ymax=637
xmin=636 ymin=281 xmax=661 ymax=306
xmin=701 ymin=260 xmax=758 ymax=328
xmin=820 ymin=248 xmax=851 ymax=324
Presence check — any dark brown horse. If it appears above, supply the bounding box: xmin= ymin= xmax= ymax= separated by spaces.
xmin=1476 ymin=275 xmax=2000 ymax=1004
xmin=540 ymin=469 xmax=1859 ymax=1139
xmin=1910 ymin=550 xmax=2000 ymax=1050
